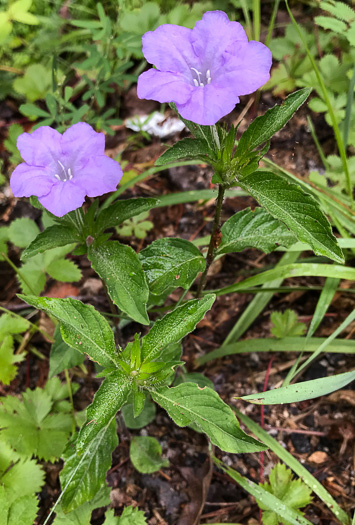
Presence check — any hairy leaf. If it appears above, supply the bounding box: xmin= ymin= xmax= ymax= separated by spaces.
xmin=49 ymin=327 xmax=85 ymax=379
xmin=19 ymin=295 xmax=118 ymax=368
xmin=218 ymin=207 xmax=297 ymax=255
xmin=238 ymin=171 xmax=344 ymax=263
xmin=0 ymin=336 xmax=24 ymax=385
xmin=88 ymin=241 xmax=149 ymax=325
xmin=95 ymin=198 xmax=158 ymax=235
xmin=152 ymin=383 xmax=266 ymax=453
xmin=140 ymin=238 xmax=205 ymax=294
xmin=22 ymin=225 xmax=80 ymax=260
xmin=155 ymin=138 xmax=215 ymax=166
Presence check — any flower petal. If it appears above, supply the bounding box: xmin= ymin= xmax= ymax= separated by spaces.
xmin=10 ymin=163 xmax=55 ymax=198
xmin=176 ymin=84 xmax=239 ymax=125
xmin=62 ymin=123 xmax=105 ymax=166
xmin=17 ymin=127 xmax=62 ymax=168
xmin=223 ymin=41 xmax=272 ymax=95
xmin=137 ymin=69 xmax=193 ymax=104
xmin=191 ymin=11 xmax=248 ymax=70
xmin=74 ymin=156 xmax=123 ymax=197
xmin=142 ymin=24 xmax=196 ymax=75
xmin=38 ymin=181 xmax=86 ymax=217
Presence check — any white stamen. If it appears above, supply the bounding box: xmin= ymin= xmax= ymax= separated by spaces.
xmin=54 ymin=174 xmax=61 ymax=181
xmin=193 ymin=79 xmax=199 ymax=87
xmin=206 ymin=69 xmax=211 ymax=79
xmin=58 ymin=160 xmax=66 ymax=171
xmin=207 ymin=77 xmax=211 ymax=84
xmin=68 ymin=168 xmax=73 ymax=180
xmin=200 ymin=82 xmax=204 ymax=87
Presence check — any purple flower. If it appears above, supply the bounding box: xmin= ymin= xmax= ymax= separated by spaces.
xmin=137 ymin=11 xmax=272 ymax=125
xmin=10 ymin=123 xmax=123 ymax=217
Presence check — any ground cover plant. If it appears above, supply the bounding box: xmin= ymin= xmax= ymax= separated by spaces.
xmin=0 ymin=1 xmax=354 ymax=524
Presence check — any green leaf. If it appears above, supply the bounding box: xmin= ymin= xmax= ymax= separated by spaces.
xmin=270 ymin=310 xmax=306 ymax=338
xmin=13 ymin=65 xmax=51 ymax=102
xmin=217 ymin=207 xmax=297 ymax=255
xmin=259 ymin=464 xmax=312 ymax=525
xmin=49 ymin=326 xmax=85 ymax=378
xmin=141 ymin=295 xmax=215 ymax=363
xmin=19 ymin=295 xmax=118 ymax=367
xmin=77 ymin=371 xmax=131 ymax=452
xmin=1 ymin=458 xmax=44 ymax=504
xmin=314 ymin=15 xmax=347 ymax=34
xmin=121 ymin=399 xmax=156 ymax=429
xmin=0 ymin=313 xmax=29 ymax=340
xmin=130 ymin=436 xmax=169 ymax=474
xmin=46 ymin=258 xmax=81 ymax=282
xmin=238 ymin=171 xmax=344 ymax=263
xmin=320 ymin=1 xmax=355 ymax=22
xmin=140 ymin=238 xmax=206 ymax=294
xmin=0 ymin=336 xmax=24 ymax=385
xmin=88 ymin=241 xmax=150 ymax=325
xmin=95 ymin=198 xmax=158 ymax=235
xmin=155 ymin=138 xmax=215 ymax=166
xmin=152 ymin=384 xmax=265 ymax=453
xmin=21 ymin=225 xmax=80 ymax=260
xmin=8 ymin=218 xmax=40 ymax=248
xmin=215 ymin=458 xmax=313 ymax=525
xmin=174 ymin=372 xmax=214 ymax=390
xmin=53 ymin=486 xmax=111 ymax=525
xmin=170 ymin=104 xmax=215 ymax=147
xmin=0 ymin=387 xmax=72 ymax=461
xmin=7 ymin=495 xmax=39 ymax=525
xmin=115 ymin=506 xmax=147 ymax=525
xmin=241 ymin=370 xmax=355 ymax=405
xmin=236 ymin=89 xmax=312 ymax=161
xmin=61 ymin=419 xmax=118 ymax=512
xmin=19 ymin=103 xmax=50 ymax=118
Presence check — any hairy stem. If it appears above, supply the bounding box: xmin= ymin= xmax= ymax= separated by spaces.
xmin=196 ymin=184 xmax=225 ymax=298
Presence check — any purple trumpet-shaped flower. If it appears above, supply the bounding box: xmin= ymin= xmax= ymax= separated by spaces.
xmin=10 ymin=123 xmax=123 ymax=217
xmin=137 ymin=10 xmax=272 ymax=125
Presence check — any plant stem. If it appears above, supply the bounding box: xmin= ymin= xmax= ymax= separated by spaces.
xmin=1 ymin=252 xmax=37 ymax=296
xmin=196 ymin=184 xmax=225 ymax=298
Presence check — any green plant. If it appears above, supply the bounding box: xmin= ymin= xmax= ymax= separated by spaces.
xmin=0 ymin=312 xmax=30 ymax=384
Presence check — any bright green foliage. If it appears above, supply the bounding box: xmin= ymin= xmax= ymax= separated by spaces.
xmin=88 ymin=241 xmax=150 ymax=325
xmin=259 ymin=464 xmax=312 ymax=525
xmin=22 ymin=225 xmax=81 ymax=260
xmin=140 ymin=237 xmax=206 ymax=294
xmin=239 ymin=171 xmax=344 ymax=264
xmin=13 ymin=64 xmax=52 ymax=102
xmin=130 ymin=436 xmax=169 ymax=474
xmin=174 ymin=372 xmax=214 ymax=390
xmin=49 ymin=326 xmax=85 ymax=379
xmin=0 ymin=336 xmax=24 ymax=385
xmin=3 ymin=124 xmax=23 ymax=163
xmin=116 ymin=211 xmax=154 ymax=240
xmin=103 ymin=506 xmax=147 ymax=525
xmin=218 ymin=208 xmax=297 ymax=255
xmin=0 ymin=313 xmax=30 ymax=384
xmin=316 ymin=1 xmax=355 ymax=45
xmin=0 ymin=0 xmax=39 ymax=45
xmin=0 ymin=227 xmax=9 ymax=261
xmin=0 ymin=485 xmax=39 ymax=525
xmin=60 ymin=419 xmax=118 ymax=512
xmin=152 ymin=383 xmax=266 ymax=453
xmin=53 ymin=486 xmax=111 ymax=524
xmin=271 ymin=310 xmax=307 ymax=339
xmin=19 ymin=295 xmax=119 ymax=367
xmin=8 ymin=217 xmax=40 ymax=248
xmin=0 ymin=381 xmax=73 ymax=461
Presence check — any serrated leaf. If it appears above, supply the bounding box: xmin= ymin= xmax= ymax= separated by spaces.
xmin=19 ymin=295 xmax=118 ymax=367
xmin=53 ymin=486 xmax=111 ymax=525
xmin=61 ymin=419 xmax=118 ymax=512
xmin=259 ymin=463 xmax=312 ymax=525
xmin=238 ymin=171 xmax=344 ymax=263
xmin=7 ymin=494 xmax=39 ymax=525
xmin=46 ymin=258 xmax=81 ymax=282
xmin=0 ymin=388 xmax=72 ymax=461
xmin=271 ymin=310 xmax=306 ymax=338
xmin=320 ymin=1 xmax=355 ymax=22
xmin=49 ymin=326 xmax=84 ymax=378
xmin=217 ymin=207 xmax=297 ymax=255
xmin=241 ymin=370 xmax=355 ymax=405
xmin=77 ymin=371 xmax=131 ymax=452
xmin=88 ymin=241 xmax=149 ymax=325
xmin=236 ymin=89 xmax=311 ymax=161
xmin=155 ymin=138 xmax=215 ymax=166
xmin=8 ymin=218 xmax=40 ymax=248
xmin=115 ymin=506 xmax=147 ymax=525
xmin=314 ymin=15 xmax=347 ymax=34
xmin=130 ymin=436 xmax=169 ymax=474
xmin=152 ymin=383 xmax=266 ymax=453
xmin=140 ymin=238 xmax=206 ymax=294
xmin=141 ymin=295 xmax=215 ymax=363
xmin=95 ymin=198 xmax=158 ymax=235
xmin=22 ymin=225 xmax=80 ymax=260
xmin=1 ymin=459 xmax=44 ymax=504
xmin=0 ymin=336 xmax=24 ymax=385
xmin=0 ymin=313 xmax=29 ymax=340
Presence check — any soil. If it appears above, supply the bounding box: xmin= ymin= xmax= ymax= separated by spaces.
xmin=0 ymin=4 xmax=355 ymax=525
